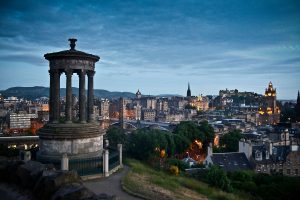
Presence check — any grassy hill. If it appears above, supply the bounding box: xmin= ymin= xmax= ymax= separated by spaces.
xmin=122 ymin=159 xmax=250 ymax=200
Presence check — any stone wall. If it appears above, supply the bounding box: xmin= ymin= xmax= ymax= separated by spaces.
xmin=0 ymin=159 xmax=116 ymax=200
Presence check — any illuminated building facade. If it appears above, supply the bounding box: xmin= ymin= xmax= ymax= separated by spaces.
xmin=9 ymin=113 xmax=37 ymax=133
xmin=189 ymin=95 xmax=209 ymax=111
xmin=258 ymin=82 xmax=280 ymax=125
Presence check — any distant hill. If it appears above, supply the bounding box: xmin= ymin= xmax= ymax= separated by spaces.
xmin=0 ymin=86 xmax=135 ymax=100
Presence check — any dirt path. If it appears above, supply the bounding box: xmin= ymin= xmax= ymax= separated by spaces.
xmin=83 ymin=166 xmax=141 ymax=200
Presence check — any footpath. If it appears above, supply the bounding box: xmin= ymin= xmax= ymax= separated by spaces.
xmin=84 ymin=166 xmax=141 ymax=200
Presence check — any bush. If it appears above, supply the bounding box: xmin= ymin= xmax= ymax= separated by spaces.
xmin=166 ymin=158 xmax=189 ymax=171
xmin=206 ymin=165 xmax=233 ymax=192
xmin=0 ymin=144 xmax=19 ymax=157
xmin=169 ymin=165 xmax=179 ymax=176
xmin=227 ymin=170 xmax=253 ymax=182
xmin=191 ymin=163 xmax=205 ymax=168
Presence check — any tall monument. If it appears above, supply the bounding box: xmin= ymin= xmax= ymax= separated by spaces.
xmin=37 ymin=39 xmax=105 ymax=164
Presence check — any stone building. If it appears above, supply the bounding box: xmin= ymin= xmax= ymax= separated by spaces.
xmin=142 ymin=108 xmax=156 ymax=121
xmin=8 ymin=113 xmax=37 ymax=133
xmin=239 ymin=139 xmax=300 ymax=177
xmin=189 ymin=95 xmax=209 ymax=111
xmin=204 ymin=144 xmax=252 ymax=172
xmin=100 ymin=99 xmax=110 ymax=120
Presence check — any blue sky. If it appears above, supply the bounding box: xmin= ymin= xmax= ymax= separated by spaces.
xmin=0 ymin=0 xmax=299 ymax=99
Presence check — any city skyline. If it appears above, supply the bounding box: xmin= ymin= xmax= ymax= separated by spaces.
xmin=0 ymin=0 xmax=299 ymax=99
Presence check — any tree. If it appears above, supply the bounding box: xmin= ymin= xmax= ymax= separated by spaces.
xmin=106 ymin=126 xmax=127 ymax=148
xmin=198 ymin=121 xmax=215 ymax=146
xmin=164 ymin=133 xmax=176 ymax=156
xmin=219 ymin=130 xmax=242 ymax=152
xmin=126 ymin=129 xmax=171 ymax=160
xmin=127 ymin=130 xmax=155 ymax=160
xmin=173 ymin=134 xmax=190 ymax=155
xmin=174 ymin=121 xmax=204 ymax=143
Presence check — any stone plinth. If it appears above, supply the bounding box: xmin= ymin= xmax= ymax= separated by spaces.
xmin=37 ymin=123 xmax=104 ymax=162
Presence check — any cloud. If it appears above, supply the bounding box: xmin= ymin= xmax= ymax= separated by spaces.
xmin=0 ymin=54 xmax=44 ymax=66
xmin=0 ymin=0 xmax=299 ymax=98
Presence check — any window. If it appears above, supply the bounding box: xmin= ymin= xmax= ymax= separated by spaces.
xmin=279 ymin=169 xmax=283 ymax=174
xmin=295 ymin=169 xmax=298 ymax=175
xmin=287 ymin=169 xmax=290 ymax=174
xmin=255 ymin=151 xmax=262 ymax=160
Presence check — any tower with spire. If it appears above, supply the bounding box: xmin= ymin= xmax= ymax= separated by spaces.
xmin=296 ymin=90 xmax=300 ymax=123
xmin=187 ymin=82 xmax=191 ymax=98
xmin=258 ymin=81 xmax=280 ymax=125
xmin=136 ymin=89 xmax=142 ymax=99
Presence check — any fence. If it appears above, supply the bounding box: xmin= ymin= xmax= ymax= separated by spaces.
xmin=109 ymin=150 xmax=120 ymax=171
xmin=37 ymin=148 xmax=121 ymax=177
xmin=69 ymin=157 xmax=103 ymax=176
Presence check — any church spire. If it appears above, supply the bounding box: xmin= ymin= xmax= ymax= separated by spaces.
xmin=187 ymin=82 xmax=191 ymax=97
xmin=297 ymin=90 xmax=300 ymax=105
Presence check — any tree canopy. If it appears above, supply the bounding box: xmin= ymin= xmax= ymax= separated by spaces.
xmin=174 ymin=121 xmax=205 ymax=143
xmin=219 ymin=130 xmax=242 ymax=152
xmin=106 ymin=126 xmax=126 ymax=148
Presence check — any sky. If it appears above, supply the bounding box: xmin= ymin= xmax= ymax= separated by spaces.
xmin=0 ymin=0 xmax=299 ymax=99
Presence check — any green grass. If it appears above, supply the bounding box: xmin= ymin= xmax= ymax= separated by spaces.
xmin=122 ymin=158 xmax=251 ymax=200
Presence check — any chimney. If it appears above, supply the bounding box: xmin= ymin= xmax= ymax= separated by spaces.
xmin=239 ymin=139 xmax=252 ymax=160
xmin=269 ymin=142 xmax=273 ymax=155
xmin=207 ymin=142 xmax=213 ymax=157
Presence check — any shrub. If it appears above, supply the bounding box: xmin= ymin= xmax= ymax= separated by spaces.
xmin=206 ymin=165 xmax=233 ymax=192
xmin=166 ymin=158 xmax=189 ymax=171
xmin=169 ymin=165 xmax=179 ymax=176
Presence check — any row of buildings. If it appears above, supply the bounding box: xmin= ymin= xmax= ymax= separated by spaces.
xmin=0 ymin=82 xmax=295 ymax=135
xmin=204 ymin=123 xmax=300 ymax=177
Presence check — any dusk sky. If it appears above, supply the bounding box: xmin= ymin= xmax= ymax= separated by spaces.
xmin=0 ymin=0 xmax=299 ymax=99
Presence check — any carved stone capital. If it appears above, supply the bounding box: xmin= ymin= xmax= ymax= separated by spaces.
xmin=87 ymin=70 xmax=95 ymax=77
xmin=65 ymin=69 xmax=73 ymax=78
xmin=49 ymin=69 xmax=62 ymax=76
xmin=77 ymin=69 xmax=86 ymax=77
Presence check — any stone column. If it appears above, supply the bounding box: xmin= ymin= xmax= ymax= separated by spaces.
xmin=118 ymin=144 xmax=123 ymax=167
xmin=78 ymin=70 xmax=86 ymax=123
xmin=103 ymin=149 xmax=109 ymax=177
xmin=49 ymin=70 xmax=54 ymax=122
xmin=65 ymin=69 xmax=73 ymax=123
xmin=53 ymin=69 xmax=61 ymax=123
xmin=87 ymin=71 xmax=95 ymax=122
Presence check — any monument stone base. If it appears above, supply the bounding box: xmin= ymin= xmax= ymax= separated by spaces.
xmin=37 ymin=122 xmax=105 ymax=171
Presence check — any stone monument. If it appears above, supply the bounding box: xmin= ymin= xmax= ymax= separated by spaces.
xmin=37 ymin=39 xmax=105 ymax=165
